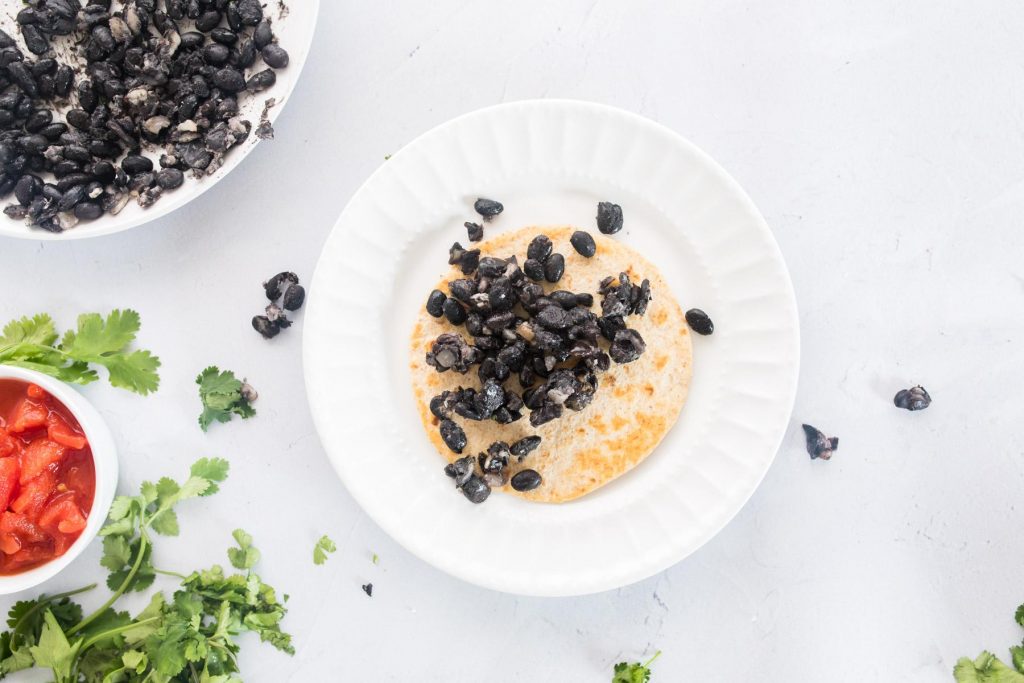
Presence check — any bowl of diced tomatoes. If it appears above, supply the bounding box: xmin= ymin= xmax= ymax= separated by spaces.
xmin=0 ymin=366 xmax=117 ymax=594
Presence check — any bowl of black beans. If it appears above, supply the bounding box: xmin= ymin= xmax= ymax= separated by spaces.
xmin=0 ymin=0 xmax=319 ymax=240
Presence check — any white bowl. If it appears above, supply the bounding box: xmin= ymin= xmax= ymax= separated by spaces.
xmin=0 ymin=1 xmax=320 ymax=241
xmin=0 ymin=366 xmax=118 ymax=595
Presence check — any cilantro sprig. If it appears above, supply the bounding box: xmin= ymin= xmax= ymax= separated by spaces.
xmin=0 ymin=458 xmax=293 ymax=682
xmin=954 ymin=604 xmax=1024 ymax=682
xmin=613 ymin=651 xmax=661 ymax=683
xmin=313 ymin=535 xmax=337 ymax=566
xmin=196 ymin=366 xmax=257 ymax=431
xmin=0 ymin=311 xmax=160 ymax=394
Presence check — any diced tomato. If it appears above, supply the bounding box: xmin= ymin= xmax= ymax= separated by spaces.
xmin=0 ymin=533 xmax=20 ymax=555
xmin=4 ymin=546 xmax=53 ymax=568
xmin=39 ymin=496 xmax=86 ymax=535
xmin=0 ymin=512 xmax=48 ymax=544
xmin=0 ymin=458 xmax=19 ymax=511
xmin=0 ymin=430 xmax=19 ymax=458
xmin=10 ymin=470 xmax=55 ymax=521
xmin=46 ymin=413 xmax=87 ymax=450
xmin=8 ymin=399 xmax=47 ymax=434
xmin=26 ymin=385 xmax=45 ymax=400
xmin=19 ymin=439 xmax=65 ymax=484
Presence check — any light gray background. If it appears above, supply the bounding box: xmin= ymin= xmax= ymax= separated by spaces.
xmin=3 ymin=1 xmax=1023 ymax=680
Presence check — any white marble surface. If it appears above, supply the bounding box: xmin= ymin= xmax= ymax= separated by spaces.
xmin=2 ymin=1 xmax=1023 ymax=680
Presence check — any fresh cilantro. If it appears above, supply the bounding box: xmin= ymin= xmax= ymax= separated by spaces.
xmin=0 ymin=459 xmax=293 ymax=683
xmin=0 ymin=311 xmax=160 ymax=394
xmin=372 ymin=552 xmax=379 ymax=565
xmin=313 ymin=535 xmax=337 ymax=566
xmin=954 ymin=604 xmax=1024 ymax=682
xmin=613 ymin=651 xmax=661 ymax=683
xmin=196 ymin=366 xmax=257 ymax=431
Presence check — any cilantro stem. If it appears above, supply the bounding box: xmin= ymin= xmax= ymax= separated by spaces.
xmin=78 ymin=615 xmax=160 ymax=651
xmin=8 ymin=584 xmax=96 ymax=652
xmin=152 ymin=567 xmax=187 ymax=579
xmin=644 ymin=651 xmax=662 ymax=667
xmin=68 ymin=533 xmax=149 ymax=636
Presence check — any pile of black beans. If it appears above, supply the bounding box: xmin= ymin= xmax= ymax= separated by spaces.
xmin=0 ymin=0 xmax=290 ymax=232
xmin=443 ymin=437 xmax=542 ymax=503
xmin=424 ymin=230 xmax=652 ymax=503
xmin=253 ymin=270 xmax=304 ymax=338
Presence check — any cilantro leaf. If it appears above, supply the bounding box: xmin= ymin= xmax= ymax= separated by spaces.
xmin=613 ymin=651 xmax=660 ymax=683
xmin=954 ymin=653 xmax=1024 ymax=682
xmin=0 ymin=310 xmax=160 ymax=394
xmin=190 ymin=457 xmax=230 ymax=496
xmin=313 ymin=535 xmax=337 ymax=566
xmin=196 ymin=366 xmax=257 ymax=431
xmin=228 ymin=529 xmax=261 ymax=570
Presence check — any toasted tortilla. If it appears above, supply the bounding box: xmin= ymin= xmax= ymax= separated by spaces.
xmin=409 ymin=226 xmax=693 ymax=503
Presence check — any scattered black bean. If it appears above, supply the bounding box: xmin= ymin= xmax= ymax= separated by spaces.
xmin=893 ymin=385 xmax=931 ymax=412
xmin=596 ymin=202 xmax=624 ymax=234
xmin=252 ymin=315 xmax=279 ymax=339
xmin=609 ymin=328 xmax=646 ymax=364
xmin=261 ymin=44 xmax=290 ymax=69
xmin=361 ymin=583 xmax=373 ymax=597
xmin=510 ymin=435 xmax=541 ymax=459
xmin=511 ymin=469 xmax=542 ymax=492
xmin=426 ymin=289 xmax=447 ymax=318
xmin=264 ymin=271 xmax=299 ymax=301
xmin=570 ymin=230 xmax=597 ymax=257
xmin=527 ymin=234 xmax=552 ymax=262
xmin=474 ymin=197 xmax=503 ymax=220
xmin=685 ymin=308 xmax=714 ymax=335
xmin=802 ymin=424 xmax=838 ymax=461
xmin=443 ymin=298 xmax=468 ymax=325
xmin=439 ymin=419 xmax=467 ymax=454
xmin=544 ymin=253 xmax=565 ymax=283
xmin=464 ymin=221 xmax=484 ymax=242
xmin=523 ymin=258 xmax=544 ymax=281
xmin=282 ymin=284 xmax=306 ymax=311
xmin=461 ymin=475 xmax=491 ymax=503
xmin=155 ymin=168 xmax=185 ymax=190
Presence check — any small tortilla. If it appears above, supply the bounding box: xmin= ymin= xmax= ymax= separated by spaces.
xmin=409 ymin=226 xmax=693 ymax=503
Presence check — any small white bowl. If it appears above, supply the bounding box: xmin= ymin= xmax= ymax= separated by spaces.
xmin=0 ymin=366 xmax=118 ymax=595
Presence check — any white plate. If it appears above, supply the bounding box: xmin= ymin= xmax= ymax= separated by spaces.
xmin=304 ymin=100 xmax=800 ymax=596
xmin=0 ymin=1 xmax=319 ymax=241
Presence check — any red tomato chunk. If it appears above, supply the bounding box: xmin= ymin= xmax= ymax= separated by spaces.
xmin=0 ymin=380 xmax=95 ymax=575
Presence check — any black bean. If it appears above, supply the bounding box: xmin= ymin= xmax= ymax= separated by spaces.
xmin=685 ymin=308 xmax=714 ymax=335
xmin=210 ymin=27 xmax=239 ymax=45
xmin=609 ymin=328 xmax=646 ymax=364
xmin=523 ymin=258 xmax=544 ymax=281
xmin=510 ymin=436 xmax=541 ymax=458
xmin=155 ymin=167 xmax=184 ymax=189
xmin=511 ymin=469 xmax=542 ymax=492
xmin=527 ymin=234 xmax=552 ymax=261
xmin=261 ymin=44 xmax=289 ymax=68
xmin=122 ymin=154 xmax=153 ymax=175
xmin=180 ymin=31 xmax=204 ymax=50
xmin=893 ymin=385 xmax=931 ymax=412
xmin=254 ymin=20 xmax=274 ymax=49
xmin=529 ymin=403 xmax=563 ymax=427
xmin=549 ymin=290 xmax=578 ymax=309
xmin=235 ymin=0 xmax=264 ymax=26
xmin=24 ymin=109 xmax=52 ymax=133
xmin=211 ymin=67 xmax=245 ymax=92
xmin=474 ymin=197 xmax=503 ymax=220
xmin=487 ymin=278 xmax=514 ymax=312
xmin=14 ymin=174 xmax=42 ymax=205
xmin=21 ymin=26 xmax=49 ymax=56
xmin=444 ymin=455 xmax=475 ymax=486
xmin=534 ymin=305 xmax=572 ymax=330
xmin=439 ymin=419 xmax=467 ymax=454
xmin=596 ymin=201 xmax=623 ymax=234
xmin=477 ymin=256 xmax=507 ymax=278
xmin=464 ymin=221 xmax=483 ymax=242
xmin=57 ymin=184 xmax=87 ymax=212
xmin=282 ymin=284 xmax=305 ymax=311
xmin=252 ymin=315 xmax=280 ymax=339
xmin=461 ymin=476 xmax=490 ymax=503
xmin=543 ymin=253 xmax=565 ymax=283
xmin=570 ymin=230 xmax=596 ymax=257
xmin=425 ymin=289 xmax=447 ymax=317
xmin=575 ymin=293 xmax=594 ymax=308
xmin=443 ymin=298 xmax=467 ymax=325
xmin=196 ymin=10 xmax=221 ymax=31
xmin=802 ymin=424 xmax=838 ymax=461
xmin=246 ymin=68 xmax=276 ymax=92
xmin=203 ymin=42 xmax=230 ymax=65
xmin=7 ymin=62 xmax=38 ymax=97
xmin=74 ymin=201 xmax=102 ymax=220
